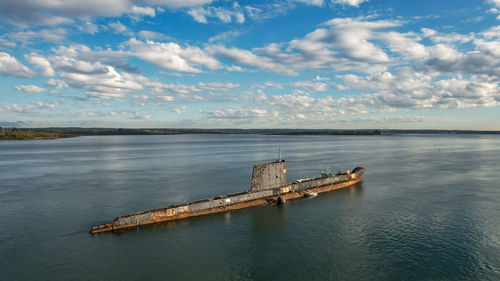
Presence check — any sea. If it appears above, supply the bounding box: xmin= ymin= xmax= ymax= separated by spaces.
xmin=0 ymin=134 xmax=499 ymax=281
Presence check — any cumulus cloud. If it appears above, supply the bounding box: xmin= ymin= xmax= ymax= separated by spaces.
xmin=81 ymin=110 xmax=152 ymax=120
xmin=137 ymin=30 xmax=171 ymax=40
xmin=332 ymin=0 xmax=369 ymax=6
xmin=207 ymin=17 xmax=398 ymax=75
xmin=208 ymin=30 xmax=241 ymax=43
xmin=130 ymin=5 xmax=156 ymax=17
xmin=157 ymin=82 xmax=239 ymax=94
xmin=34 ymin=101 xmax=58 ymax=108
xmin=0 ymin=52 xmax=36 ymax=78
xmin=15 ymin=85 xmax=46 ymax=93
xmin=202 ymin=106 xmax=274 ymax=119
xmin=171 ymin=106 xmax=187 ymax=115
xmin=489 ymin=0 xmax=500 ymax=8
xmin=420 ymin=28 xmax=474 ymax=44
xmin=243 ymin=3 xmax=290 ymax=21
xmin=8 ymin=28 xmax=68 ymax=44
xmin=46 ymin=79 xmax=69 ymax=88
xmin=377 ymin=32 xmax=428 ymax=60
xmin=205 ymin=17 xmax=500 ymax=83
xmin=295 ymin=0 xmax=325 ymax=6
xmin=202 ymin=67 xmax=500 ymax=124
xmin=296 ymin=0 xmax=369 ymax=6
xmin=342 ymin=71 xmax=500 ymax=109
xmin=3 ymin=104 xmax=35 ymax=113
xmin=127 ymin=38 xmax=222 ymax=73
xmin=188 ymin=3 xmax=245 ymax=24
xmin=45 ymin=43 xmax=238 ymax=100
xmin=108 ymin=21 xmax=129 ymax=34
xmin=26 ymin=53 xmax=54 ymax=76
xmin=146 ymin=0 xmax=213 ymax=9
xmin=415 ymin=43 xmax=500 ymax=79
xmin=291 ymin=81 xmax=329 ymax=92
xmin=77 ymin=21 xmax=100 ymax=34
xmin=206 ymin=45 xmax=294 ymax=74
xmin=50 ymin=56 xmax=144 ymax=98
xmin=317 ymin=17 xmax=398 ymax=62
xmin=52 ymin=44 xmax=139 ymax=73
xmin=0 ymin=0 xmax=158 ymax=26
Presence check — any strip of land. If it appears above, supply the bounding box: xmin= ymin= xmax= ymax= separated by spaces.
xmin=0 ymin=127 xmax=499 ymax=140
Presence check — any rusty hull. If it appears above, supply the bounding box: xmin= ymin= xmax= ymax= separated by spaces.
xmin=90 ymin=175 xmax=363 ymax=234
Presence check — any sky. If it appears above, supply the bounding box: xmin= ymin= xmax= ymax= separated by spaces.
xmin=1 ymin=0 xmax=500 ymax=129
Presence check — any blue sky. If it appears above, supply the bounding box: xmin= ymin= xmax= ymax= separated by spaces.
xmin=1 ymin=0 xmax=500 ymax=129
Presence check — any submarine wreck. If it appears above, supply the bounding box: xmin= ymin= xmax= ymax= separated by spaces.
xmin=90 ymin=157 xmax=365 ymax=234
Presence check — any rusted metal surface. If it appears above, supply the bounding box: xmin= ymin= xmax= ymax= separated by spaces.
xmin=90 ymin=165 xmax=365 ymax=234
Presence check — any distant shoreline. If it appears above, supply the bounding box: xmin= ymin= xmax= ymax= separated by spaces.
xmin=1 ymin=127 xmax=500 ymax=141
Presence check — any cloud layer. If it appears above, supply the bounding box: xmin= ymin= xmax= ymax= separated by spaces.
xmin=0 ymin=1 xmax=499 ymax=128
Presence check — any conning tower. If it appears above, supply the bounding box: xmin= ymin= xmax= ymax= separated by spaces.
xmin=250 ymin=160 xmax=287 ymax=191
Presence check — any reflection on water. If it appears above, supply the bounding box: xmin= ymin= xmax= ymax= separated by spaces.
xmin=0 ymin=134 xmax=499 ymax=281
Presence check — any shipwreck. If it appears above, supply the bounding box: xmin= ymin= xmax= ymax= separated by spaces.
xmin=90 ymin=156 xmax=365 ymax=234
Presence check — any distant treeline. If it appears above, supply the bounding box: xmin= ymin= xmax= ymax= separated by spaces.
xmin=0 ymin=127 xmax=75 ymax=140
xmin=1 ymin=127 xmax=499 ymax=140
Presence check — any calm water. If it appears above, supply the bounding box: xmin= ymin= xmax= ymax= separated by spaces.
xmin=0 ymin=134 xmax=499 ymax=281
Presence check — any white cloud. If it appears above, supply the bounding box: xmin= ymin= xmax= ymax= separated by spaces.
xmin=420 ymin=28 xmax=474 ymax=44
xmin=332 ymin=0 xmax=369 ymax=6
xmin=108 ymin=21 xmax=128 ymax=34
xmin=188 ymin=3 xmax=245 ymax=24
xmin=46 ymin=79 xmax=69 ymax=88
xmin=296 ymin=0 xmax=324 ymax=7
xmin=474 ymin=39 xmax=500 ymax=57
xmin=3 ymin=104 xmax=35 ymax=113
xmin=155 ymin=82 xmax=240 ymax=94
xmin=26 ymin=53 xmax=54 ymax=76
xmin=34 ymin=101 xmax=58 ymax=108
xmin=15 ymin=85 xmax=46 ymax=93
xmin=208 ymin=30 xmax=241 ymax=43
xmin=146 ymin=0 xmax=213 ymax=9
xmin=8 ymin=28 xmax=67 ymax=44
xmin=207 ymin=17 xmax=398 ymax=75
xmin=203 ymin=66 xmax=500 ymax=125
xmin=291 ymin=81 xmax=329 ymax=92
xmin=253 ymin=81 xmax=284 ymax=90
xmin=202 ymin=106 xmax=273 ymax=119
xmin=417 ymin=43 xmax=500 ymax=79
xmin=317 ymin=17 xmax=398 ymax=62
xmin=187 ymin=7 xmax=210 ymax=23
xmin=0 ymin=0 xmax=134 ymax=25
xmin=206 ymin=45 xmax=294 ymax=74
xmin=296 ymin=0 xmax=369 ymax=6
xmin=0 ymin=1 xmax=159 ymax=27
xmin=171 ymin=106 xmax=187 ymax=115
xmin=342 ymin=72 xmax=500 ymax=109
xmin=489 ymin=0 xmax=500 ymax=8
xmin=377 ymin=31 xmax=428 ymax=60
xmin=0 ymin=52 xmax=36 ymax=78
xmin=157 ymin=95 xmax=175 ymax=102
xmin=81 ymin=110 xmax=152 ymax=120
xmin=127 ymin=38 xmax=222 ymax=73
xmin=480 ymin=25 xmax=500 ymax=39
xmin=225 ymin=65 xmax=246 ymax=72
xmin=50 ymin=56 xmax=144 ymax=98
xmin=77 ymin=21 xmax=100 ymax=34
xmin=52 ymin=44 xmax=138 ymax=73
xmin=131 ymin=6 xmax=156 ymax=17
xmin=137 ymin=30 xmax=170 ymax=40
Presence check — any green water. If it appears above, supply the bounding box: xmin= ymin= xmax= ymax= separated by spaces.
xmin=0 ymin=134 xmax=499 ymax=280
